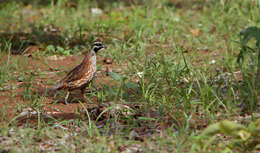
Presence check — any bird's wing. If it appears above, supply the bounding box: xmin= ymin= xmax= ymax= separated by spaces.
xmin=60 ymin=63 xmax=85 ymax=83
xmin=52 ymin=64 xmax=85 ymax=90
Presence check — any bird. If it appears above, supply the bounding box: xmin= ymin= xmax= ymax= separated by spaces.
xmin=51 ymin=41 xmax=105 ymax=104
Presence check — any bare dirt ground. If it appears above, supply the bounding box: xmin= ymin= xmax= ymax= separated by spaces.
xmin=0 ymin=53 xmax=119 ymax=126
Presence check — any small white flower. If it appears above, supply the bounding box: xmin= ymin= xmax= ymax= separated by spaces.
xmin=173 ymin=17 xmax=180 ymax=22
xmin=137 ymin=72 xmax=144 ymax=78
xmin=209 ymin=60 xmax=216 ymax=65
xmin=91 ymin=8 xmax=103 ymax=15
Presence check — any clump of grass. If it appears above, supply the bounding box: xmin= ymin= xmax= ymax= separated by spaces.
xmin=0 ymin=0 xmax=259 ymax=152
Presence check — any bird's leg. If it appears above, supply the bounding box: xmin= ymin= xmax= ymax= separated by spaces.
xmin=80 ymin=87 xmax=87 ymax=101
xmin=65 ymin=91 xmax=70 ymax=104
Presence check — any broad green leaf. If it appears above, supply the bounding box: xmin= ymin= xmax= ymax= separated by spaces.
xmin=256 ymin=144 xmax=260 ymax=149
xmin=238 ymin=130 xmax=251 ymax=141
xmin=238 ymin=26 xmax=260 ymax=63
xmin=200 ymin=122 xmax=220 ymax=136
xmin=108 ymin=72 xmax=121 ymax=80
xmin=125 ymin=82 xmax=139 ymax=89
xmin=240 ymin=26 xmax=260 ymax=47
xmin=219 ymin=120 xmax=246 ymax=135
xmin=200 ymin=120 xmax=246 ymax=137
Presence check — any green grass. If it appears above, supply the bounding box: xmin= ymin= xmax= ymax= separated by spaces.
xmin=0 ymin=0 xmax=259 ymax=152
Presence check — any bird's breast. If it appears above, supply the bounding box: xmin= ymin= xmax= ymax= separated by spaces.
xmin=82 ymin=56 xmax=97 ymax=82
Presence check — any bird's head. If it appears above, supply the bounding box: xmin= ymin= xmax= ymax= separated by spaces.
xmin=91 ymin=41 xmax=105 ymax=53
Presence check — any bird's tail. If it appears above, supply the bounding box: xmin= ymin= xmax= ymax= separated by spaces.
xmin=51 ymin=82 xmax=63 ymax=91
xmin=48 ymin=82 xmax=64 ymax=96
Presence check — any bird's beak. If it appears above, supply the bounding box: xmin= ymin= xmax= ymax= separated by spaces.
xmin=102 ymin=45 xmax=106 ymax=49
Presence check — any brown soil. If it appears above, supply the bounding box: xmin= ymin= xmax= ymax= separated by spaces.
xmin=0 ymin=53 xmax=118 ymax=125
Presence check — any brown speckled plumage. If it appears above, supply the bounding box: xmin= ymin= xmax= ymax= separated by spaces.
xmin=52 ymin=41 xmax=105 ymax=104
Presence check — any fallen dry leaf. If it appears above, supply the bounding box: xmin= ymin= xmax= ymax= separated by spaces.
xmin=190 ymin=28 xmax=200 ymax=37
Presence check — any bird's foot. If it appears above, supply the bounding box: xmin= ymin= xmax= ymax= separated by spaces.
xmin=64 ymin=96 xmax=70 ymax=104
xmin=64 ymin=99 xmax=69 ymax=105
xmin=64 ymin=91 xmax=70 ymax=104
